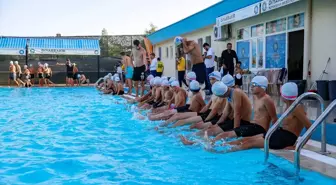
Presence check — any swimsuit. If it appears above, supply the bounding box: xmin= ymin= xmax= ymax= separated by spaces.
xmin=125 ymin=66 xmax=134 ymax=79
xmin=132 ymin=65 xmax=146 ymax=81
xmin=267 ymin=128 xmax=298 ymax=149
xmin=198 ymin=109 xmax=212 ymax=121
xmin=233 ymin=123 xmax=266 ymax=137
xmin=175 ymin=104 xmax=191 ymax=113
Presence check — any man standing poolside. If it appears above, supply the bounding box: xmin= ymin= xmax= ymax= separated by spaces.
xmin=121 ymin=52 xmax=134 ymax=95
xmin=132 ymin=40 xmax=148 ymax=97
xmin=182 ymin=38 xmax=206 ymax=86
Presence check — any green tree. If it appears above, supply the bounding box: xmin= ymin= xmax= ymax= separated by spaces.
xmin=144 ymin=23 xmax=157 ymax=35
xmin=100 ymin=28 xmax=109 ymax=56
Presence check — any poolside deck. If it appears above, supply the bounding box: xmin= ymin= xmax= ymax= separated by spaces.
xmin=270 ymin=140 xmax=336 ymax=179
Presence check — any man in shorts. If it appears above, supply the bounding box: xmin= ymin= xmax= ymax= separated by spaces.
xmin=182 ymin=38 xmax=206 ymax=86
xmin=132 ymin=40 xmax=148 ymax=97
xmin=66 ymin=59 xmax=73 ymax=86
xmin=8 ymin=61 xmax=18 ymax=86
xmin=121 ymin=52 xmax=134 ymax=95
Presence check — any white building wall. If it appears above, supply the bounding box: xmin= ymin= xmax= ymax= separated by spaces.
xmin=153 ymin=0 xmax=336 ymax=82
xmin=310 ymin=0 xmax=336 ymax=81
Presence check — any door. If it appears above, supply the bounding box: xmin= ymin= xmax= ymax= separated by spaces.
xmin=288 ymin=30 xmax=304 ymax=80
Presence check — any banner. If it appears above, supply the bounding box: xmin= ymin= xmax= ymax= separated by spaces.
xmin=29 ymin=48 xmax=100 ymax=55
xmin=216 ymin=2 xmax=260 ymax=27
xmin=266 ymin=33 xmax=286 ymax=68
xmin=237 ymin=41 xmax=250 ymax=69
xmin=0 ymin=49 xmax=25 ymax=56
xmin=261 ymin=0 xmax=300 ymax=13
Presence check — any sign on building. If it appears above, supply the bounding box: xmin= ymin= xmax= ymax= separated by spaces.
xmin=261 ymin=0 xmax=300 ymax=13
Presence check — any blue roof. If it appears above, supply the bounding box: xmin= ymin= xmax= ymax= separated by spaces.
xmin=148 ymin=0 xmax=260 ymax=44
xmin=0 ymin=37 xmax=27 ymax=49
xmin=29 ymin=38 xmax=100 ymax=50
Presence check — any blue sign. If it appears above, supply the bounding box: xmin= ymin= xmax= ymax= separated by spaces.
xmin=19 ymin=50 xmax=25 ymax=55
xmin=237 ymin=41 xmax=250 ymax=69
xmin=266 ymin=33 xmax=286 ymax=68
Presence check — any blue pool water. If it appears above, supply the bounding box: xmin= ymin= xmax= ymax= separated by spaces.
xmin=0 ymin=87 xmax=335 ymax=185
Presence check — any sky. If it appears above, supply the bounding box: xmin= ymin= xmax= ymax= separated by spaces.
xmin=0 ymin=0 xmax=220 ymax=36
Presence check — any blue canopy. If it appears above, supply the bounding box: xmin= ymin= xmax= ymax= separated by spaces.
xmin=0 ymin=37 xmax=27 ymax=55
xmin=29 ymin=38 xmax=100 ymax=55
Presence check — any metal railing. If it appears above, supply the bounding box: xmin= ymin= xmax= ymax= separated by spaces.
xmin=95 ymin=77 xmax=104 ymax=86
xmin=264 ymin=92 xmax=326 ymax=162
xmin=294 ymin=99 xmax=336 ymax=174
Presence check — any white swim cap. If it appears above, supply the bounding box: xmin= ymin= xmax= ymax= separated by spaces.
xmin=147 ymin=75 xmax=154 ymax=82
xmin=281 ymin=82 xmax=298 ymax=100
xmin=186 ymin=72 xmax=196 ymax=81
xmin=209 ymin=71 xmax=221 ymax=81
xmin=113 ymin=74 xmax=119 ymax=78
xmin=14 ymin=61 xmax=18 ymax=64
xmin=161 ymin=79 xmax=170 ymax=86
xmin=161 ymin=76 xmax=168 ymax=81
xmin=251 ymin=76 xmax=268 ymax=90
xmin=150 ymin=78 xmax=155 ymax=86
xmin=104 ymin=76 xmax=109 ymax=81
xmin=9 ymin=61 xmax=13 ymax=65
xmin=236 ymin=73 xmax=242 ymax=79
xmin=115 ymin=77 xmax=120 ymax=82
xmin=190 ymin=80 xmax=200 ymax=91
xmin=212 ymin=81 xmax=228 ymax=96
xmin=24 ymin=65 xmax=28 ymax=69
xmin=110 ymin=76 xmax=114 ymax=81
xmin=108 ymin=73 xmax=112 ymax=77
xmin=29 ymin=64 xmax=33 ymax=67
xmin=73 ymin=63 xmax=76 ymax=66
xmin=174 ymin=36 xmax=183 ymax=46
xmin=154 ymin=78 xmax=162 ymax=86
xmin=44 ymin=63 xmax=48 ymax=67
xmin=169 ymin=77 xmax=176 ymax=84
xmin=171 ymin=81 xmax=179 ymax=87
xmin=221 ymin=74 xmax=235 ymax=87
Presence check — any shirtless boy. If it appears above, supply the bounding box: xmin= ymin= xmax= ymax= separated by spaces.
xmin=149 ymin=81 xmax=187 ymax=121
xmin=150 ymin=80 xmax=205 ymax=122
xmin=181 ymin=38 xmax=206 ymax=85
xmin=8 ymin=61 xmax=19 ymax=86
xmin=223 ymin=82 xmax=311 ymax=152
xmin=163 ymin=71 xmax=222 ymax=127
xmin=14 ymin=61 xmax=25 ymax=86
xmin=132 ymin=40 xmax=147 ymax=97
xmin=121 ymin=52 xmax=134 ymax=95
xmin=210 ymin=76 xmax=278 ymax=142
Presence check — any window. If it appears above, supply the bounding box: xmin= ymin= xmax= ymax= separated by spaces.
xmin=266 ymin=18 xmax=287 ymax=34
xmin=166 ymin=47 xmax=169 ymax=58
xmin=198 ymin=38 xmax=203 ymax=53
xmin=251 ymin=24 xmax=264 ymax=37
xmin=205 ymin=36 xmax=211 ymax=47
xmin=158 ymin=47 xmax=162 ymax=58
xmin=288 ymin=13 xmax=304 ymax=30
xmin=170 ymin=46 xmax=173 ymax=58
xmin=237 ymin=27 xmax=250 ymax=40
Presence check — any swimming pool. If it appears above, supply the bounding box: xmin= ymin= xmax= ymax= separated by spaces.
xmin=0 ymin=88 xmax=335 ymax=185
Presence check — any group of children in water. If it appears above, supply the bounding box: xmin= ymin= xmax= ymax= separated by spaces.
xmin=8 ymin=61 xmax=54 ymax=87
xmin=96 ymin=71 xmax=312 ymax=152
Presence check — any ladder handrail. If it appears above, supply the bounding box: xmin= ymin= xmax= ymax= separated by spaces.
xmin=94 ymin=77 xmax=104 ymax=86
xmin=264 ymin=92 xmax=325 ymax=162
xmin=294 ymin=99 xmax=336 ymax=175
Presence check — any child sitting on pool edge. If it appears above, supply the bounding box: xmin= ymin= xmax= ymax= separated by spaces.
xmin=113 ymin=77 xmax=124 ymax=95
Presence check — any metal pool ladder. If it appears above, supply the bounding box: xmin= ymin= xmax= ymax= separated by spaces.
xmin=95 ymin=77 xmax=104 ymax=86
xmin=264 ymin=92 xmax=327 ymax=173
xmin=294 ymin=99 xmax=336 ymax=174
